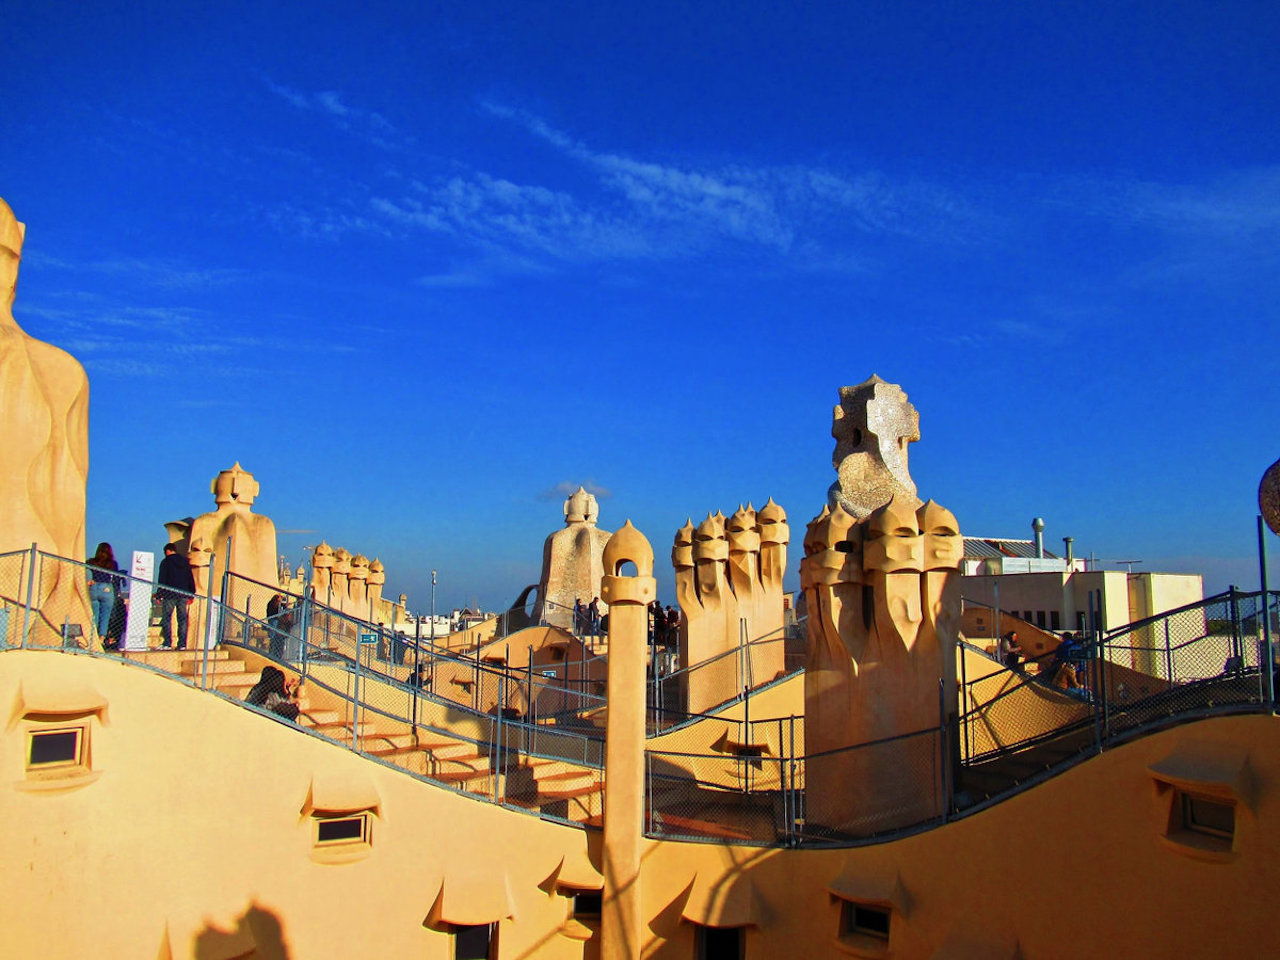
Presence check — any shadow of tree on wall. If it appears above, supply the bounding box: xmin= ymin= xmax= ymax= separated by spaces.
xmin=190 ymin=901 xmax=292 ymax=960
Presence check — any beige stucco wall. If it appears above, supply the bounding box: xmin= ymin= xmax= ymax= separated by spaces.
xmin=0 ymin=650 xmax=594 ymax=960
xmin=962 ymin=570 xmax=1204 ymax=635
xmin=5 ymin=648 xmax=1279 ymax=959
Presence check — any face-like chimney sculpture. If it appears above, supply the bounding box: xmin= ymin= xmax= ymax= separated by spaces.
xmin=801 ymin=377 xmax=963 ymax=835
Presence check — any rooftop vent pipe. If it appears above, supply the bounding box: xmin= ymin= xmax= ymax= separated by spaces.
xmin=1063 ymin=536 xmax=1074 ymax=564
xmin=1032 ymin=517 xmax=1046 ymax=559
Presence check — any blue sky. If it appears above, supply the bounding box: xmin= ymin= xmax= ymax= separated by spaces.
xmin=3 ymin=1 xmax=1278 ymax=610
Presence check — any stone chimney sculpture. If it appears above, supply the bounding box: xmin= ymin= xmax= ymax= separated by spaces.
xmin=186 ymin=463 xmax=279 ymax=620
xmin=0 ymin=197 xmax=90 ymax=636
xmin=802 ymin=379 xmax=962 ymax=835
xmin=828 ymin=375 xmax=922 ymax=519
xmin=330 ymin=548 xmax=352 ymax=616
xmin=674 ymin=499 xmax=789 ymax=713
xmin=537 ymin=486 xmax=611 ymax=631
xmin=348 ymin=553 xmax=370 ymax=616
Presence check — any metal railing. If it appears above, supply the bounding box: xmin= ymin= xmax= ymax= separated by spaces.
xmin=1 ymin=548 xmax=604 ymax=829
xmin=648 ymin=618 xmax=807 ymax=733
xmin=225 ymin=570 xmax=611 ymax=723
xmin=8 ymin=548 xmax=1276 ymax=848
xmin=648 ymin=588 xmax=1279 ymax=845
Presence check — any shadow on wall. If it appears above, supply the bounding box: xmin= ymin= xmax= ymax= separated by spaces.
xmin=187 ymin=902 xmax=292 ymax=960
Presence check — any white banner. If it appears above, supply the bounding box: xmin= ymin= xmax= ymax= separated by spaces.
xmin=122 ymin=551 xmax=154 ymax=652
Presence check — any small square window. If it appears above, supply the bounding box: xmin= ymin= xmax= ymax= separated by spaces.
xmin=572 ymin=891 xmax=602 ymax=920
xmin=1182 ymin=793 xmax=1234 ymax=840
xmin=25 ymin=724 xmax=91 ymax=782
xmin=696 ymin=925 xmax=744 ymax=960
xmin=314 ymin=813 xmax=371 ymax=847
xmin=29 ymin=728 xmax=83 ymax=768
xmin=840 ymin=901 xmax=890 ymax=941
xmin=453 ymin=922 xmax=495 ymax=960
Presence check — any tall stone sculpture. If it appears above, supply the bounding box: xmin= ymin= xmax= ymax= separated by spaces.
xmin=802 ymin=380 xmax=962 ymax=835
xmin=0 ymin=197 xmax=90 ymax=636
xmin=828 ymin=374 xmax=922 ymax=520
xmin=310 ymin=542 xmax=335 ymax=603
xmin=674 ymin=500 xmax=790 ymax=713
xmin=537 ymin=487 xmax=611 ymax=631
xmin=330 ymin=548 xmax=352 ymax=616
xmin=367 ymin=558 xmax=386 ymax=616
xmin=186 ymin=463 xmax=279 ymax=620
xmin=348 ymin=553 xmax=370 ymax=616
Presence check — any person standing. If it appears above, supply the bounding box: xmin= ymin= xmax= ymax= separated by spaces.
xmin=266 ymin=593 xmax=293 ymax=660
xmin=156 ymin=543 xmax=195 ymax=650
xmin=588 ymin=597 xmax=601 ymax=637
xmin=86 ymin=542 xmax=121 ymax=646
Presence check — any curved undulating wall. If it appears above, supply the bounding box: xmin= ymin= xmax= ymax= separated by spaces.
xmin=3 ymin=649 xmax=1277 ymax=959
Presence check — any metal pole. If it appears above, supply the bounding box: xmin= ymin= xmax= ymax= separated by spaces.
xmin=1090 ymin=590 xmax=1108 ymax=745
xmin=413 ymin=612 xmax=421 ymax=730
xmin=526 ymin=647 xmax=534 ymax=757
xmin=219 ymin=536 xmax=233 ymax=610
xmin=960 ymin=636 xmax=969 ymax=764
xmin=1229 ymin=585 xmax=1242 ymax=667
xmin=938 ymin=678 xmax=949 ymax=822
xmin=299 ymin=582 xmax=312 ymax=684
xmin=493 ymin=671 xmax=505 ymax=804
xmin=1164 ymin=618 xmax=1173 ymax=692
xmin=352 ymin=639 xmax=362 ymax=752
xmin=993 ymin=579 xmax=1000 ymax=650
xmin=201 ymin=552 xmax=217 ymax=691
xmin=788 ymin=715 xmax=798 ymax=845
xmin=21 ymin=542 xmax=37 ymax=649
xmin=1259 ymin=517 xmax=1274 ymax=706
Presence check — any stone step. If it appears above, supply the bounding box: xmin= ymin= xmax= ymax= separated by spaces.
xmin=385 ymin=748 xmax=491 ymax=778
xmin=179 ymin=659 xmax=247 ymax=676
xmin=532 ymin=768 xmax=597 ymax=790
xmin=538 ymin=780 xmax=603 ymax=801
xmin=298 ymin=709 xmax=342 ymax=727
xmin=125 ymin=648 xmax=230 ymax=669
xmin=650 ymin=812 xmax=752 ymax=841
xmin=537 ymin=783 xmax=603 ymax=822
xmin=435 ymin=767 xmax=495 ymax=786
xmin=211 ymin=673 xmax=261 ymax=691
xmin=312 ymin=721 xmax=380 ymax=739
xmin=360 ymin=733 xmax=423 ymax=752
xmin=418 ymin=738 xmax=485 ymax=761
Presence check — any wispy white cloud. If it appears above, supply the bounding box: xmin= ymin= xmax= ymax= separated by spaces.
xmin=1044 ymin=167 xmax=1280 ymax=235
xmin=20 ymin=253 xmax=249 ymax=292
xmin=357 ymin=103 xmax=987 ymax=278
xmin=15 ymin=297 xmax=359 ymax=382
xmin=263 ymin=77 xmax=402 ymax=150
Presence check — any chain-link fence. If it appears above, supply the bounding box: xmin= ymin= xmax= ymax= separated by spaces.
xmin=957 ymin=589 xmax=1279 ymax=808
xmin=646 ymin=723 xmax=944 ymax=846
xmin=10 ymin=550 xmax=1279 ymax=845
xmin=1097 ymin=588 xmax=1271 ymax=738
xmin=4 ymin=550 xmax=605 ymax=829
xmin=649 ymin=620 xmax=805 ymax=732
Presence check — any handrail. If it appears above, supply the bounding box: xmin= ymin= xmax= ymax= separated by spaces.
xmin=7 ymin=550 xmax=1276 ymax=848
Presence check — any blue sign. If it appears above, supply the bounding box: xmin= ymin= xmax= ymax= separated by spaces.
xmin=359 ymin=631 xmax=377 ymax=645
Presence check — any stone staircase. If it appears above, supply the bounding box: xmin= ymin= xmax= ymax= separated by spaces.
xmin=129 ymin=644 xmax=607 ymax=822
